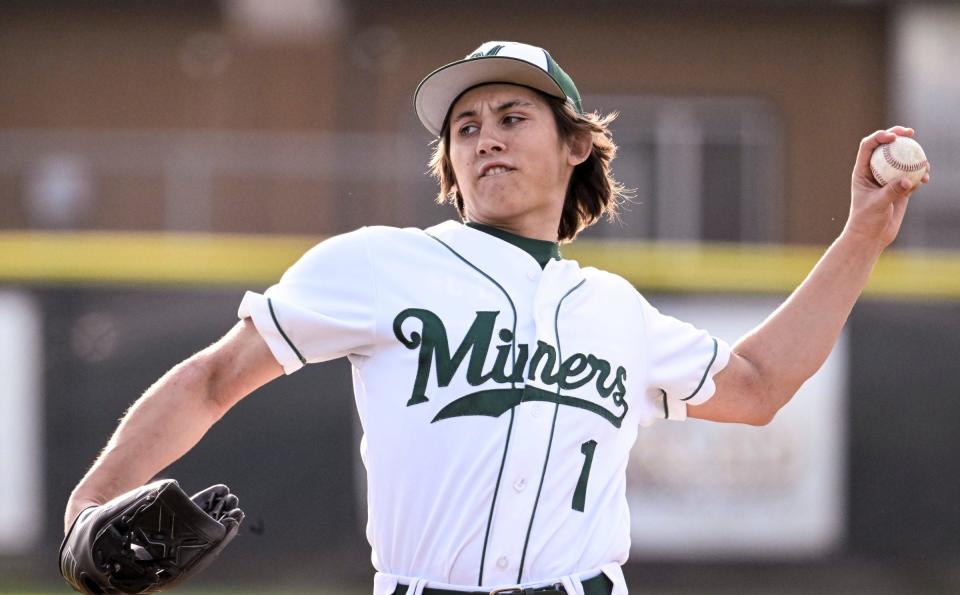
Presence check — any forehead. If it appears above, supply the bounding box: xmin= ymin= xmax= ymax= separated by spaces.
xmin=449 ymin=83 xmax=548 ymax=115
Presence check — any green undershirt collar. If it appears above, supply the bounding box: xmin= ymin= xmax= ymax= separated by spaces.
xmin=465 ymin=221 xmax=561 ymax=269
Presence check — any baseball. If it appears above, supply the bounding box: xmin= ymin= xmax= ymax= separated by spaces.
xmin=870 ymin=135 xmax=929 ymax=187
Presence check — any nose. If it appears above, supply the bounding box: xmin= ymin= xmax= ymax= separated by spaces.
xmin=476 ymin=127 xmax=505 ymax=155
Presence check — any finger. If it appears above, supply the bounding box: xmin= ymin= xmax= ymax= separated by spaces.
xmin=885 ymin=125 xmax=914 ymax=137
xmin=892 ymin=193 xmax=910 ymax=217
xmin=191 ymin=484 xmax=229 ymax=512
xmin=922 ymin=172 xmax=930 ymax=184
xmin=223 ymin=508 xmax=245 ymax=529
xmin=192 ymin=484 xmax=228 ymax=501
xmin=892 ymin=176 xmax=915 ymax=194
xmin=853 ymin=127 xmax=922 ymax=182
xmin=889 ymin=193 xmax=911 ymax=230
xmin=854 ymin=130 xmax=894 ymax=178
xmin=209 ymin=493 xmax=226 ymax=517
xmin=221 ymin=493 xmax=240 ymax=513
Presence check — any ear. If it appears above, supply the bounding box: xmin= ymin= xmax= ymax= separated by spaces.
xmin=566 ymin=130 xmax=592 ymax=167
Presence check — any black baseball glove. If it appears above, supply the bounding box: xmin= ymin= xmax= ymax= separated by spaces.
xmin=59 ymin=479 xmax=244 ymax=594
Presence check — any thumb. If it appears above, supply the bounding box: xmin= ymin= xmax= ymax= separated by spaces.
xmin=892 ymin=176 xmax=914 ymax=195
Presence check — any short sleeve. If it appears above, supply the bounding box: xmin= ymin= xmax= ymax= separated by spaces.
xmin=238 ymin=227 xmax=377 ymax=374
xmin=639 ymin=295 xmax=731 ymax=422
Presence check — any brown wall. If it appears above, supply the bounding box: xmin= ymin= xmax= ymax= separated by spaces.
xmin=350 ymin=2 xmax=888 ymax=244
xmin=1 ymin=1 xmax=887 ymax=243
xmin=0 ymin=2 xmax=344 ymax=130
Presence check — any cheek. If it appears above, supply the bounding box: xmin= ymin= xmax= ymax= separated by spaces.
xmin=449 ymin=148 xmax=472 ymax=186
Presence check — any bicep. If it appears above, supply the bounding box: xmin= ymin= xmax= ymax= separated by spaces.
xmin=203 ymin=319 xmax=284 ymax=413
xmin=686 ymin=352 xmax=770 ymax=425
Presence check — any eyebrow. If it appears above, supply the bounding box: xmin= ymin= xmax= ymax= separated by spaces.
xmin=452 ymin=99 xmax=536 ymax=124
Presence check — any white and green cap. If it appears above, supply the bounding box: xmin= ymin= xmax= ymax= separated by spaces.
xmin=415 ymin=41 xmax=583 ymax=136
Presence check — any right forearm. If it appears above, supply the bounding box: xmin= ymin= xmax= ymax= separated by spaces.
xmin=69 ymin=356 xmax=223 ymax=509
xmin=65 ymin=319 xmax=283 ymax=533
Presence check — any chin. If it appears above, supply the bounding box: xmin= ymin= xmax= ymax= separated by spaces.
xmin=470 ymin=199 xmax=526 ymax=222
xmin=478 ymin=185 xmax=524 ymax=206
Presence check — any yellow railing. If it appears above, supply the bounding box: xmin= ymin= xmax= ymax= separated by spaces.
xmin=2 ymin=231 xmax=960 ymax=299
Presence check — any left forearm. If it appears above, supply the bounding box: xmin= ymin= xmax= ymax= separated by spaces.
xmin=735 ymin=230 xmax=882 ymax=406
xmin=693 ymin=126 xmax=927 ymax=425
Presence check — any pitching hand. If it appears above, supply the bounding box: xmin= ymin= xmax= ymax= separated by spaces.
xmin=845 ymin=126 xmax=930 ymax=249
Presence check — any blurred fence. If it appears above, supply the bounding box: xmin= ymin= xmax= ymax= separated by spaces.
xmin=0 ymin=129 xmax=436 ymax=235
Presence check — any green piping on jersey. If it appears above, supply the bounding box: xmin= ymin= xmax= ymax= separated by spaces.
xmin=517 ymin=278 xmax=586 ymax=583
xmin=486 ymin=408 xmax=516 ymax=586
xmin=267 ymin=297 xmax=306 ymax=365
xmin=424 ymin=232 xmax=519 ymax=587
xmin=680 ymin=337 xmax=719 ymax=402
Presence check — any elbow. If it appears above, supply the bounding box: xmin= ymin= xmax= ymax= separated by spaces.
xmin=742 ymin=354 xmax=807 ymax=426
xmin=736 ymin=367 xmax=792 ymax=426
xmin=744 ymin=385 xmax=796 ymax=426
xmin=710 ymin=352 xmax=801 ymax=426
xmin=744 ymin=404 xmax=777 ymax=427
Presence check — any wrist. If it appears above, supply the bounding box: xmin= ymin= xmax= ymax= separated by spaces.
xmin=66 ymin=482 xmax=110 ymax=517
xmin=64 ymin=496 xmax=100 ymax=534
xmin=837 ymin=227 xmax=888 ymax=259
xmin=69 ymin=480 xmax=102 ymax=503
xmin=67 ymin=490 xmax=103 ymax=508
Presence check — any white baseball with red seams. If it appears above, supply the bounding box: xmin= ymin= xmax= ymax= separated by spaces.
xmin=869 ymin=136 xmax=929 ymax=187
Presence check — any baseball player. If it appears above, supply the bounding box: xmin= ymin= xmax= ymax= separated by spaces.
xmin=64 ymin=41 xmax=928 ymax=595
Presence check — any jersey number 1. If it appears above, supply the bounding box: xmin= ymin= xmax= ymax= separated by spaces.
xmin=572 ymin=440 xmax=597 ymax=512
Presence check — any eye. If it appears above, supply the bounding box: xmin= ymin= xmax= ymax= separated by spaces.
xmin=457 ymin=124 xmax=478 ymax=137
xmin=503 ymin=115 xmax=525 ymax=126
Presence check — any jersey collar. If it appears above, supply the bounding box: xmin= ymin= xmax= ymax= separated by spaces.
xmin=426 ymin=220 xmax=584 ymax=291
xmin=464 ymin=221 xmax=561 ymax=269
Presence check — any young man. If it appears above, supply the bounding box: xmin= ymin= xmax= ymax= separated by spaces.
xmin=65 ymin=41 xmax=928 ymax=595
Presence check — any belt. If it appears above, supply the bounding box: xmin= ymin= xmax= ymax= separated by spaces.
xmin=391 ymin=572 xmax=613 ymax=595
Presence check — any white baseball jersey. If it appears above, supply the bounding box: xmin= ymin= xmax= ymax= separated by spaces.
xmin=238 ymin=220 xmax=730 ymax=593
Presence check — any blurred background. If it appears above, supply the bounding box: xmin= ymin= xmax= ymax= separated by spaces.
xmin=1 ymin=1 xmax=959 ymax=593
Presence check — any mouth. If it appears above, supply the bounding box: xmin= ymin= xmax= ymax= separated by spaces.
xmin=480 ymin=165 xmax=515 ymax=179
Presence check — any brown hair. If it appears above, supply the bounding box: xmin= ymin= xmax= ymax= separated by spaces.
xmin=428 ymin=92 xmax=629 ymax=243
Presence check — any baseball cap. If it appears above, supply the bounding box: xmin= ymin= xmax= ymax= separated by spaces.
xmin=414 ymin=41 xmax=583 ymax=136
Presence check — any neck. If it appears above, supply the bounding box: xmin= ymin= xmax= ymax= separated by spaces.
xmin=464 ymin=221 xmax=561 ymax=267
xmin=464 ymin=215 xmax=559 ymax=242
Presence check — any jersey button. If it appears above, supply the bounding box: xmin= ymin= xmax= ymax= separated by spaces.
xmin=496 ymin=555 xmax=509 ymax=569
xmin=513 ymin=477 xmax=527 ymax=492
xmin=526 ymin=270 xmax=537 ymax=281
xmin=530 ymin=404 xmax=543 ymax=418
